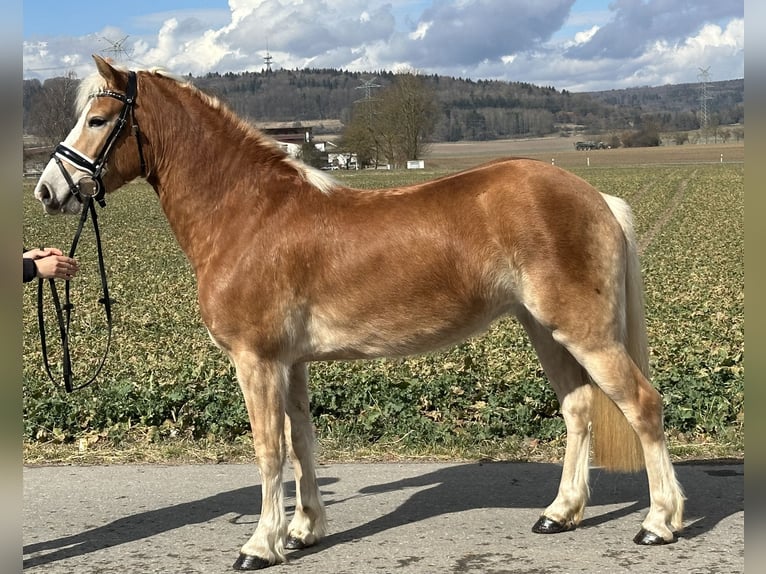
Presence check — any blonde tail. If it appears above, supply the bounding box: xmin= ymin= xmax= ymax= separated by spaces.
xmin=591 ymin=194 xmax=647 ymax=473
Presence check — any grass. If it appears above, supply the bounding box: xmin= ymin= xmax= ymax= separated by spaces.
xmin=23 ymin=429 xmax=741 ymax=466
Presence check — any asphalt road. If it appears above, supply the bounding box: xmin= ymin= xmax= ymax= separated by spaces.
xmin=22 ymin=460 xmax=743 ymax=573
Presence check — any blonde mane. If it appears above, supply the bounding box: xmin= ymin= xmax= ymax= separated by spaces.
xmin=76 ymin=62 xmax=337 ymax=195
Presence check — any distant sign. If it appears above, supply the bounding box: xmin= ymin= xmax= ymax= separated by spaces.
xmin=407 ymin=160 xmax=425 ymax=169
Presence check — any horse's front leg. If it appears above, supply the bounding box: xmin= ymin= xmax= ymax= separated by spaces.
xmin=231 ymin=354 xmax=289 ymax=570
xmin=284 ymin=363 xmax=327 ymax=549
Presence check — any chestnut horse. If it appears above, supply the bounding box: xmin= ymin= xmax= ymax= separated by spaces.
xmin=33 ymin=56 xmax=684 ymax=570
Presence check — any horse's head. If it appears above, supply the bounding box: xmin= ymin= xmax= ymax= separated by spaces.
xmin=34 ymin=55 xmax=146 ymax=214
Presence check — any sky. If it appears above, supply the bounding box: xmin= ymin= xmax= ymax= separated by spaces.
xmin=22 ymin=0 xmax=744 ymax=92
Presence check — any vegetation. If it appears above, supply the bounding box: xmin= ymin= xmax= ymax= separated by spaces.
xmin=341 ymin=72 xmax=440 ymax=167
xmin=23 ymin=70 xmax=744 ymax=146
xmin=22 ymin=156 xmax=744 ymax=463
xmin=23 ymin=71 xmax=80 ymax=144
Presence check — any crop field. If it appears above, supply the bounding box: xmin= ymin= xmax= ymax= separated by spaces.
xmin=22 ymin=143 xmax=743 ymax=463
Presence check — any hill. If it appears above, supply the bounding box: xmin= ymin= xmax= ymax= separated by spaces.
xmin=23 ymin=69 xmax=743 ymax=143
xmin=190 ymin=70 xmax=743 ymax=141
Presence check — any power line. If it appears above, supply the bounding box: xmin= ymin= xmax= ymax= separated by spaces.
xmin=354 ymin=77 xmax=381 ymax=103
xmin=263 ymin=36 xmax=273 ymax=72
xmin=100 ymin=35 xmax=133 ymax=63
xmin=697 ymin=66 xmax=712 ymax=130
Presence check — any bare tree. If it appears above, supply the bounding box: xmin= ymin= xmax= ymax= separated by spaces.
xmin=341 ymin=72 xmax=439 ymax=168
xmin=379 ymin=72 xmax=439 ymax=166
xmin=28 ymin=71 xmax=80 ymax=145
xmin=341 ymin=98 xmax=381 ymax=168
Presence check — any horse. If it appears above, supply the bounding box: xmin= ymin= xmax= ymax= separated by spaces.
xmin=33 ymin=55 xmax=685 ymax=570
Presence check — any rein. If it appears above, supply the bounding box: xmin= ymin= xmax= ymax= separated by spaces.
xmin=37 ymin=70 xmax=144 ymax=393
xmin=37 ymin=196 xmax=113 ymax=392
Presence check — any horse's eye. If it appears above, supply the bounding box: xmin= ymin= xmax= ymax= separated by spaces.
xmin=88 ymin=117 xmax=107 ymax=128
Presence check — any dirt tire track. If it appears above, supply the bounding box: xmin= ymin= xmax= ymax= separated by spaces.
xmin=637 ymin=171 xmax=694 ymax=255
xmin=624 ymin=177 xmax=656 ymax=207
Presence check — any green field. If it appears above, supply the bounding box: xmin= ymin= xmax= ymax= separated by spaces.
xmin=22 ymin=154 xmax=744 ymax=463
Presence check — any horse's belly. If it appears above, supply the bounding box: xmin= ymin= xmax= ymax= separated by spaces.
xmin=299 ymin=298 xmax=515 ymax=361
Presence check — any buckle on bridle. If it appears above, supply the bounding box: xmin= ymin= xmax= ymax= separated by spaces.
xmin=52 ymin=150 xmax=107 ymax=208
xmin=77 ymin=176 xmax=107 ymax=208
xmin=77 ymin=175 xmax=99 ymax=198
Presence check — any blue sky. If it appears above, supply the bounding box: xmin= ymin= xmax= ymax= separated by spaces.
xmin=23 ymin=0 xmax=231 ymax=37
xmin=22 ymin=0 xmax=743 ymax=92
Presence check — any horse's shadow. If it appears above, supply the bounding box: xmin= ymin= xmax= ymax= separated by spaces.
xmin=299 ymin=459 xmax=743 ymax=557
xmin=22 ymin=459 xmax=742 ymax=569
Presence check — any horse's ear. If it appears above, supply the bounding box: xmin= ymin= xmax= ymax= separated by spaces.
xmin=92 ymin=54 xmax=128 ymax=90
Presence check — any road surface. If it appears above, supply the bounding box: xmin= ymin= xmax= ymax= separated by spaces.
xmin=23 ymin=460 xmax=743 ymax=573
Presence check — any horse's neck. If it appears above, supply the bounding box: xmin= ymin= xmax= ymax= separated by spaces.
xmin=151 ymin=175 xmax=218 ymax=271
xmin=142 ymin=82 xmax=269 ymax=271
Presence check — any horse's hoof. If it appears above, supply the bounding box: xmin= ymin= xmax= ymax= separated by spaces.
xmin=285 ymin=535 xmax=309 ymax=550
xmin=232 ymin=553 xmax=272 ymax=570
xmin=633 ymin=528 xmax=676 ymax=545
xmin=532 ymin=516 xmax=575 ymax=534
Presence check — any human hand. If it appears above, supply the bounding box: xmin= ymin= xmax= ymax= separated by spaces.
xmin=23 ymin=248 xmax=80 ymax=280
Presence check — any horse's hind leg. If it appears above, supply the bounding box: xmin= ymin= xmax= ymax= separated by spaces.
xmin=284 ymin=363 xmax=327 ymax=550
xmin=518 ymin=310 xmax=594 ymax=533
xmin=562 ymin=338 xmax=685 ymax=544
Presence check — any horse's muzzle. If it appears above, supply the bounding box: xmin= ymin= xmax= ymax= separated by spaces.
xmin=36 ymin=183 xmax=82 ymax=215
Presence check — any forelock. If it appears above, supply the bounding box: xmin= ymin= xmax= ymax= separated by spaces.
xmin=76 ymin=73 xmax=110 ymax=114
xmin=75 ymin=62 xmax=178 ymax=114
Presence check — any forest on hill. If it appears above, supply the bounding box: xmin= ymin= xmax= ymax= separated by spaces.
xmin=191 ymin=70 xmax=744 ymax=141
xmin=23 ymin=68 xmax=743 ymax=144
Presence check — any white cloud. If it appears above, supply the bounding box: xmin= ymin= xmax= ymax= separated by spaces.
xmin=631 ymin=19 xmax=744 ymax=85
xmin=22 ymin=0 xmax=744 ymax=93
xmin=691 ymin=19 xmax=744 ymax=53
xmin=574 ymin=25 xmax=599 ymax=45
xmin=409 ymin=21 xmax=432 ymax=41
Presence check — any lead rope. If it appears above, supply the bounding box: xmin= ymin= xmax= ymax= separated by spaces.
xmin=37 ymin=196 xmax=113 ymax=392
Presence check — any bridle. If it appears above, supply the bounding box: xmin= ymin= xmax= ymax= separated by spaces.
xmin=38 ymin=69 xmax=146 ymax=393
xmin=52 ymin=70 xmax=146 ymax=207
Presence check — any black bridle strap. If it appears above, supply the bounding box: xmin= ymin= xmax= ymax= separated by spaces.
xmin=94 ymin=71 xmax=143 ymax=176
xmin=52 ymin=71 xmax=145 ymax=207
xmin=37 ymin=196 xmax=113 ymax=393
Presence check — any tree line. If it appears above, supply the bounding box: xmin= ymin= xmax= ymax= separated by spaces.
xmin=24 ymin=67 xmax=744 ymax=162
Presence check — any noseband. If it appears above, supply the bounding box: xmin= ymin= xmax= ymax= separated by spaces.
xmin=52 ymin=70 xmax=146 ymax=207
xmin=39 ymin=69 xmax=145 ymax=393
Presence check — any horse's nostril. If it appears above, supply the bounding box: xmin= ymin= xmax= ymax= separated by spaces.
xmin=38 ymin=184 xmax=51 ymax=203
xmin=37 ymin=184 xmax=61 ymax=210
